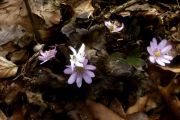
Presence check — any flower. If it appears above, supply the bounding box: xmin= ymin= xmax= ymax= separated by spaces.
xmin=38 ymin=47 xmax=57 ymax=64
xmin=104 ymin=20 xmax=124 ymax=33
xmin=69 ymin=44 xmax=86 ymax=70
xmin=64 ymin=59 xmax=96 ymax=88
xmin=147 ymin=38 xmax=173 ymax=66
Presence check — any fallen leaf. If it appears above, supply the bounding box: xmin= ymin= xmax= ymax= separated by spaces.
xmin=9 ymin=49 xmax=29 ymax=63
xmin=127 ymin=112 xmax=149 ymax=120
xmin=126 ymin=95 xmax=148 ymax=114
xmin=86 ymin=100 xmax=124 ymax=120
xmin=0 ymin=56 xmax=18 ymax=78
xmin=8 ymin=106 xmax=26 ymax=120
xmin=0 ymin=110 xmax=7 ymax=120
xmin=74 ymin=0 xmax=94 ymax=19
xmin=161 ymin=66 xmax=180 ymax=73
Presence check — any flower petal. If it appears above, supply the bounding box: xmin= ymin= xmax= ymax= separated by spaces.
xmin=83 ymin=74 xmax=92 ymax=84
xmin=76 ymin=75 xmax=82 ymax=88
xmin=150 ymin=38 xmax=157 ymax=50
xmin=104 ymin=21 xmax=112 ymax=28
xmin=147 ymin=47 xmax=153 ymax=55
xmin=163 ymin=55 xmax=173 ymax=60
xmin=160 ymin=58 xmax=170 ymax=63
xmin=158 ymin=39 xmax=167 ymax=49
xmin=161 ymin=45 xmax=172 ymax=53
xmin=156 ymin=59 xmax=165 ymax=66
xmin=85 ymin=65 xmax=96 ymax=70
xmin=149 ymin=56 xmax=155 ymax=63
xmin=78 ymin=43 xmax=85 ymax=57
xmin=69 ymin=46 xmax=77 ymax=55
xmin=68 ymin=73 xmax=77 ymax=84
xmin=64 ymin=68 xmax=73 ymax=74
xmin=86 ymin=70 xmax=95 ymax=77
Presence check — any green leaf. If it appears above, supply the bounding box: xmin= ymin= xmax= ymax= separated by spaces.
xmin=126 ymin=56 xmax=145 ymax=68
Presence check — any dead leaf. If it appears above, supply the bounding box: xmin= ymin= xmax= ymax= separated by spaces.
xmin=161 ymin=66 xmax=180 ymax=73
xmin=26 ymin=91 xmax=47 ymax=108
xmin=0 ymin=25 xmax=25 ymax=46
xmin=127 ymin=112 xmax=149 ymax=120
xmin=8 ymin=106 xmax=26 ymax=120
xmin=126 ymin=96 xmax=148 ymax=114
xmin=9 ymin=49 xmax=29 ymax=63
xmin=74 ymin=0 xmax=94 ymax=19
xmin=0 ymin=56 xmax=18 ymax=78
xmin=86 ymin=100 xmax=124 ymax=120
xmin=0 ymin=110 xmax=7 ymax=120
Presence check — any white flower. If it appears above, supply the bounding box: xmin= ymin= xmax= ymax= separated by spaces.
xmin=147 ymin=38 xmax=173 ymax=66
xmin=69 ymin=43 xmax=86 ymax=70
xmin=104 ymin=20 xmax=124 ymax=33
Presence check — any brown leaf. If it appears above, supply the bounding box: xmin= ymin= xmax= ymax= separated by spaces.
xmin=126 ymin=95 xmax=148 ymax=114
xmin=8 ymin=106 xmax=26 ymax=120
xmin=127 ymin=112 xmax=149 ymax=120
xmin=86 ymin=100 xmax=124 ymax=120
xmin=0 ymin=56 xmax=18 ymax=78
xmin=161 ymin=66 xmax=180 ymax=73
xmin=74 ymin=0 xmax=94 ymax=19
xmin=0 ymin=109 xmax=7 ymax=120
xmin=9 ymin=49 xmax=29 ymax=63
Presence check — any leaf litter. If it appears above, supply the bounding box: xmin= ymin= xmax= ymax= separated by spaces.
xmin=0 ymin=0 xmax=179 ymax=120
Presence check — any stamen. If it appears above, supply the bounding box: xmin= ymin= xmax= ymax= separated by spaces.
xmin=154 ymin=50 xmax=161 ymax=57
xmin=75 ymin=67 xmax=85 ymax=74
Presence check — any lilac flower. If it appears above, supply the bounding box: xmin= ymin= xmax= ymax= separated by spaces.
xmin=69 ymin=44 xmax=86 ymax=70
xmin=38 ymin=47 xmax=57 ymax=64
xmin=104 ymin=20 xmax=124 ymax=33
xmin=64 ymin=59 xmax=96 ymax=88
xmin=147 ymin=38 xmax=173 ymax=66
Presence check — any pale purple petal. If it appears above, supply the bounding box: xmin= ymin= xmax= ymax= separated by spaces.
xmin=160 ymin=58 xmax=170 ymax=63
xmin=40 ymin=60 xmax=48 ymax=64
xmin=161 ymin=45 xmax=172 ymax=53
xmin=85 ymin=70 xmax=95 ymax=77
xmin=104 ymin=21 xmax=112 ymax=28
xmin=150 ymin=38 xmax=157 ymax=50
xmin=85 ymin=65 xmax=96 ymax=70
xmin=156 ymin=59 xmax=165 ymax=66
xmin=64 ymin=68 xmax=73 ymax=74
xmin=68 ymin=73 xmax=77 ymax=84
xmin=163 ymin=55 xmax=173 ymax=60
xmin=83 ymin=74 xmax=92 ymax=84
xmin=158 ymin=40 xmax=167 ymax=49
xmin=147 ymin=47 xmax=153 ymax=55
xmin=149 ymin=56 xmax=155 ymax=63
xmin=76 ymin=75 xmax=82 ymax=88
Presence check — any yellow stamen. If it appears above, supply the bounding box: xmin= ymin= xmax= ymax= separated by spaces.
xmin=154 ymin=50 xmax=161 ymax=57
xmin=75 ymin=67 xmax=85 ymax=74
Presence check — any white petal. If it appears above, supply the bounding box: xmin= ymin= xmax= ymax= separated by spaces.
xmin=160 ymin=57 xmax=170 ymax=63
xmin=77 ymin=43 xmax=85 ymax=57
xmin=75 ymin=61 xmax=84 ymax=67
xmin=68 ymin=73 xmax=77 ymax=84
xmin=76 ymin=75 xmax=82 ymax=88
xmin=163 ymin=55 xmax=173 ymax=60
xmin=83 ymin=74 xmax=92 ymax=84
xmin=104 ymin=21 xmax=112 ymax=28
xmin=161 ymin=45 xmax=172 ymax=53
xmin=147 ymin=47 xmax=153 ymax=55
xmin=86 ymin=70 xmax=95 ymax=77
xmin=158 ymin=40 xmax=167 ymax=49
xmin=69 ymin=46 xmax=77 ymax=55
xmin=156 ymin=59 xmax=165 ymax=66
xmin=149 ymin=56 xmax=155 ymax=63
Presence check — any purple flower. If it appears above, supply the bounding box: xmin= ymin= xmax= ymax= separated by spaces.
xmin=64 ymin=59 xmax=96 ymax=88
xmin=147 ymin=38 xmax=173 ymax=66
xmin=38 ymin=47 xmax=57 ymax=64
xmin=104 ymin=20 xmax=124 ymax=33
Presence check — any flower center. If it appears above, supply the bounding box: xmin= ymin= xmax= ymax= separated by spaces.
xmin=154 ymin=50 xmax=161 ymax=57
xmin=75 ymin=67 xmax=85 ymax=74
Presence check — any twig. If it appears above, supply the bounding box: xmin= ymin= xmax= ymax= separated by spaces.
xmin=23 ymin=0 xmax=41 ymax=43
xmin=104 ymin=0 xmax=141 ymax=19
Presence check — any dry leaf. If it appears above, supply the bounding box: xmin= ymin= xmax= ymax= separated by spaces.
xmin=0 ymin=110 xmax=7 ymax=120
xmin=9 ymin=49 xmax=29 ymax=63
xmin=8 ymin=106 xmax=26 ymax=120
xmin=74 ymin=0 xmax=94 ymax=19
xmin=126 ymin=96 xmax=148 ymax=114
xmin=127 ymin=112 xmax=149 ymax=120
xmin=0 ymin=25 xmax=25 ymax=46
xmin=86 ymin=100 xmax=124 ymax=120
xmin=0 ymin=56 xmax=18 ymax=78
xmin=161 ymin=66 xmax=180 ymax=73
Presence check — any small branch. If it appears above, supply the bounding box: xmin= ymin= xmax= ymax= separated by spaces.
xmin=104 ymin=0 xmax=141 ymax=19
xmin=23 ymin=0 xmax=41 ymax=43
